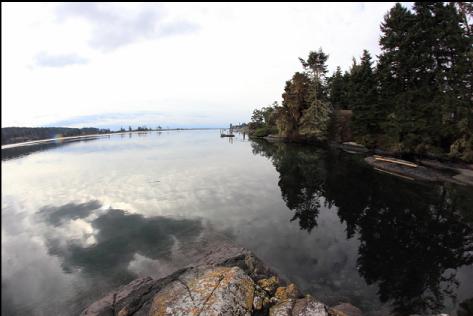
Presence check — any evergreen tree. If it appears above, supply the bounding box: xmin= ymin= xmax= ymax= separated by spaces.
xmin=454 ymin=2 xmax=473 ymax=36
xmin=328 ymin=66 xmax=350 ymax=109
xmin=299 ymin=48 xmax=329 ymax=101
xmin=350 ymin=50 xmax=380 ymax=146
xmin=377 ymin=2 xmax=472 ymax=158
xmin=248 ymin=2 xmax=472 ymax=161
xmin=278 ymin=53 xmax=333 ymax=142
xmin=429 ymin=3 xmax=473 ymax=160
xmin=377 ymin=3 xmax=420 ymax=152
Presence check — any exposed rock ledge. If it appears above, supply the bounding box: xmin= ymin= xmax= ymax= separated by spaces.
xmin=365 ymin=156 xmax=473 ymax=186
xmin=81 ymin=246 xmax=361 ymax=316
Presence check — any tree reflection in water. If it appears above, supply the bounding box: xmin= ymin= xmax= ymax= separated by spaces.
xmin=251 ymin=139 xmax=473 ymax=315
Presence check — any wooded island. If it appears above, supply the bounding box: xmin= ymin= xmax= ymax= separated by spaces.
xmin=248 ymin=2 xmax=473 ymax=162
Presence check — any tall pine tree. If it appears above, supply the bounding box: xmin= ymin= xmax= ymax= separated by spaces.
xmin=328 ymin=66 xmax=350 ymax=109
xmin=377 ymin=2 xmax=472 ymax=158
xmin=350 ymin=50 xmax=380 ymax=146
xmin=377 ymin=3 xmax=421 ymax=153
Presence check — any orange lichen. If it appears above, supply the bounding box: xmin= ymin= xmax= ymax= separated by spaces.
xmin=149 ymin=266 xmax=254 ymax=316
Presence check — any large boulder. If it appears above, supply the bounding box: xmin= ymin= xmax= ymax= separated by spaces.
xmin=81 ymin=277 xmax=156 ymax=316
xmin=80 ymin=248 xmax=278 ymax=316
xmin=269 ymin=296 xmax=329 ymax=316
xmin=329 ymin=303 xmax=362 ymax=316
xmin=80 ymin=244 xmax=360 ymax=316
xmin=270 ymin=299 xmax=296 ymax=316
xmin=292 ymin=296 xmax=328 ymax=316
xmin=149 ymin=266 xmax=254 ymax=316
xmin=274 ymin=284 xmax=301 ymax=301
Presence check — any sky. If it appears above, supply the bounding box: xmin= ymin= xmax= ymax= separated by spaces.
xmin=2 ymin=2 xmax=410 ymax=130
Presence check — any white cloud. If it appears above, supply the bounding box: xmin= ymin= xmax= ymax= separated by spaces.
xmin=35 ymin=52 xmax=89 ymax=67
xmin=55 ymin=2 xmax=198 ymax=51
xmin=2 ymin=2 xmax=404 ymax=128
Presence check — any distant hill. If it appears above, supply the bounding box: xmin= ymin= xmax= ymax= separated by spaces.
xmin=1 ymin=127 xmax=111 ymax=145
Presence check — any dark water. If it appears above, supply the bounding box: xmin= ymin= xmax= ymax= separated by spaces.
xmin=2 ymin=130 xmax=472 ymax=316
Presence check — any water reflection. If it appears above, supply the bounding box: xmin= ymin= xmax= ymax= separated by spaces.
xmin=251 ymin=140 xmax=328 ymax=232
xmin=458 ymin=297 xmax=473 ymax=316
xmin=40 ymin=202 xmax=203 ymax=282
xmin=39 ymin=200 xmax=101 ymax=226
xmin=251 ymin=139 xmax=473 ymax=315
xmin=1 ymin=137 xmax=100 ymax=161
xmin=2 ymin=131 xmax=472 ymax=316
xmin=2 ymin=200 xmax=204 ymax=315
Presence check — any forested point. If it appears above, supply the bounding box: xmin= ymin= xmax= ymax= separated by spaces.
xmin=1 ymin=127 xmax=111 ymax=145
xmin=248 ymin=2 xmax=473 ymax=162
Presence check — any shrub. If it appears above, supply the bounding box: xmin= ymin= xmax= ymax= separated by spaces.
xmin=253 ymin=126 xmax=277 ymax=137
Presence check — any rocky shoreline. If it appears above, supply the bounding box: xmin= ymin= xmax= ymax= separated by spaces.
xmin=253 ymin=136 xmax=473 ymax=186
xmin=81 ymin=246 xmax=361 ymax=316
xmin=338 ymin=141 xmax=473 ymax=186
xmin=364 ymin=156 xmax=473 ymax=186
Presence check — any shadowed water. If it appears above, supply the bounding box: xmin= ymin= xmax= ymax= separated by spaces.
xmin=2 ymin=130 xmax=472 ymax=316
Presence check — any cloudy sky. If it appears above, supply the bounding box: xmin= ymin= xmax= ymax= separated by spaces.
xmin=2 ymin=2 xmax=409 ymax=129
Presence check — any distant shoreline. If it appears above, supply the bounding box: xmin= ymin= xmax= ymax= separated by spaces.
xmin=1 ymin=128 xmax=221 ymax=149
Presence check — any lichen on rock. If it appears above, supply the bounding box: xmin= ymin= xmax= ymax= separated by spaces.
xmin=292 ymin=296 xmax=329 ymax=316
xmin=274 ymin=284 xmax=301 ymax=301
xmin=149 ymin=266 xmax=254 ymax=316
xmin=269 ymin=299 xmax=296 ymax=316
xmin=257 ymin=276 xmax=280 ymax=296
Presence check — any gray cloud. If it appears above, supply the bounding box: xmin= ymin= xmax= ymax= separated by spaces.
xmin=55 ymin=3 xmax=199 ymax=51
xmin=35 ymin=52 xmax=88 ymax=67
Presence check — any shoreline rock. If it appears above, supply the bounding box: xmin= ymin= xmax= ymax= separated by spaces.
xmin=336 ymin=142 xmax=370 ymax=154
xmin=81 ymin=247 xmax=361 ymax=316
xmin=148 ymin=266 xmax=254 ymax=316
xmin=263 ymin=135 xmax=289 ymax=143
xmin=256 ymin=137 xmax=472 ymax=186
xmin=365 ymin=156 xmax=473 ymax=186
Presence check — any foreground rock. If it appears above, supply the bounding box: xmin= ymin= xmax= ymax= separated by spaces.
xmin=81 ymin=240 xmax=456 ymax=316
xmin=270 ymin=296 xmax=329 ymax=316
xmin=149 ymin=266 xmax=254 ymax=316
xmin=81 ymin=247 xmax=358 ymax=316
xmin=329 ymin=303 xmax=362 ymax=316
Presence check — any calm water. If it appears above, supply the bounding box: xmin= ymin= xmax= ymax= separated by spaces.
xmin=2 ymin=130 xmax=472 ymax=316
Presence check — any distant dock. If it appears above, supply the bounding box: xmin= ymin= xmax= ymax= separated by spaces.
xmin=220 ymin=128 xmax=235 ymax=137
